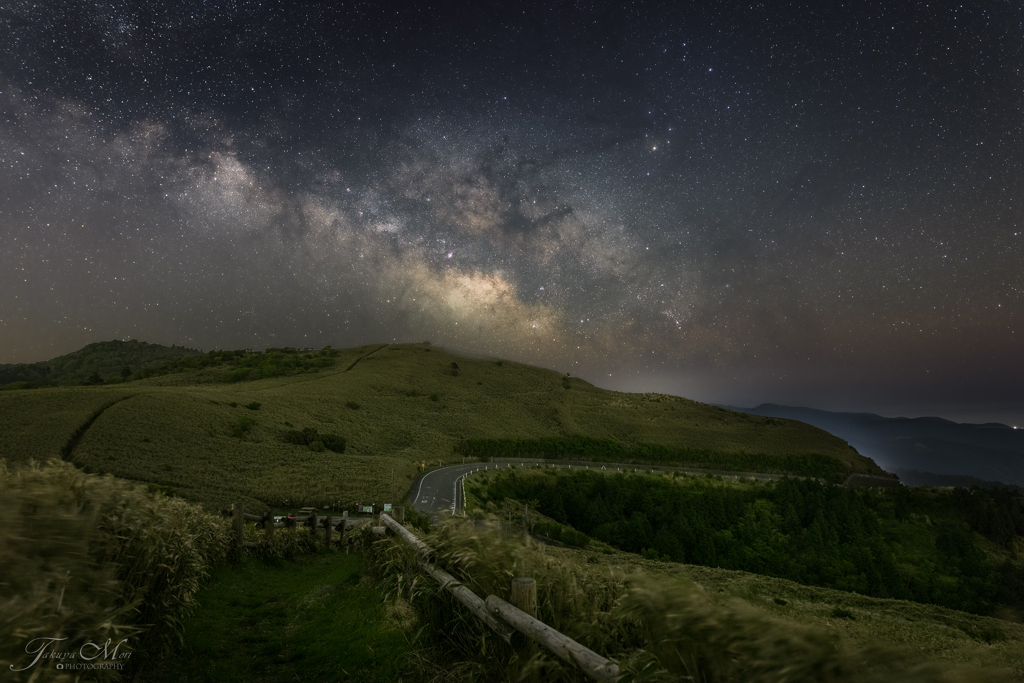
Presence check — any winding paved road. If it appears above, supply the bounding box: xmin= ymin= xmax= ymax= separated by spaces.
xmin=409 ymin=463 xmax=518 ymax=519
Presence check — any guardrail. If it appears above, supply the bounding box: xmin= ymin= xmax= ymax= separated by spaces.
xmin=379 ymin=513 xmax=619 ymax=682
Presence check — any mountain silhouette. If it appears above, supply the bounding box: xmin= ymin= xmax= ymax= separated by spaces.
xmin=723 ymin=404 xmax=1024 ymax=488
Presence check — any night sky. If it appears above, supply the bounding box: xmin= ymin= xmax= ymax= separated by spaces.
xmin=1 ymin=1 xmax=1021 ymax=425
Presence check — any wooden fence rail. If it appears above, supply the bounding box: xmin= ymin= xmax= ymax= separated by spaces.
xmin=379 ymin=513 xmax=619 ymax=682
xmin=225 ymin=503 xmax=354 ymax=562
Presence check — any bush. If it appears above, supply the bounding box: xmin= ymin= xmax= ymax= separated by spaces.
xmin=233 ymin=415 xmax=253 ymax=439
xmin=283 ymin=427 xmax=345 ymax=453
xmin=245 ymin=402 xmax=261 ymax=410
xmin=345 ymin=401 xmax=360 ymax=410
xmin=321 ymin=434 xmax=347 ymax=454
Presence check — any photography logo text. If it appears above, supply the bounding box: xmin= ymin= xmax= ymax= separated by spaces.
xmin=10 ymin=637 xmax=132 ymax=672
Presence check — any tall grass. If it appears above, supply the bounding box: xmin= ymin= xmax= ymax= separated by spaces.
xmin=361 ymin=516 xmax=1017 ymax=682
xmin=0 ymin=460 xmax=229 ymax=681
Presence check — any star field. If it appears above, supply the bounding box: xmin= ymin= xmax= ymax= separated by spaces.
xmin=1 ymin=1 xmax=1021 ymax=424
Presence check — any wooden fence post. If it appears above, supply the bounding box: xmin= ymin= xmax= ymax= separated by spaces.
xmin=511 ymin=577 xmax=538 ymax=618
xmin=263 ymin=511 xmax=274 ymax=542
xmin=310 ymin=509 xmax=318 ymax=539
xmin=486 ymin=595 xmax=618 ymax=682
xmin=394 ymin=505 xmax=404 ymax=524
xmin=511 ymin=577 xmax=538 ymax=659
xmin=232 ymin=503 xmax=244 ymax=563
xmin=324 ymin=514 xmax=331 ymax=547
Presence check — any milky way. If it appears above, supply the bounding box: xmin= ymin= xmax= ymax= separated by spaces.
xmin=1 ymin=1 xmax=1021 ymax=423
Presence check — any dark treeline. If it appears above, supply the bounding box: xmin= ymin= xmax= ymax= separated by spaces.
xmin=133 ymin=346 xmax=339 ymax=383
xmin=478 ymin=470 xmax=1024 ymax=619
xmin=457 ymin=436 xmax=851 ymax=481
xmin=0 ymin=342 xmax=339 ymax=388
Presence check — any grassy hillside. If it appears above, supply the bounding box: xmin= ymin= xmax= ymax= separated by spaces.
xmin=365 ymin=515 xmax=1024 ymax=681
xmin=0 ymin=342 xmax=883 ymax=512
xmin=0 ymin=339 xmax=201 ymax=387
xmin=470 ymin=466 xmax=1024 ymax=620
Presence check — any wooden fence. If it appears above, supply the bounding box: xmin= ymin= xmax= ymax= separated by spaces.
xmin=223 ymin=505 xmax=616 ymax=680
xmin=225 ymin=502 xmax=395 ymax=562
xmin=379 ymin=512 xmax=619 ymax=682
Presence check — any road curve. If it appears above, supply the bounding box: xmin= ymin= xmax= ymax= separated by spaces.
xmin=408 ymin=462 xmax=517 ymax=519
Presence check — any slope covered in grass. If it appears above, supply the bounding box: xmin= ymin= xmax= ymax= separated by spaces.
xmin=471 ymin=466 xmax=1024 ymax=620
xmin=366 ymin=516 xmax=1024 ymax=681
xmin=0 ymin=342 xmax=882 ymax=512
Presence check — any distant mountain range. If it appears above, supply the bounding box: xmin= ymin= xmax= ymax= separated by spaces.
xmin=724 ymin=403 xmax=1024 ymax=489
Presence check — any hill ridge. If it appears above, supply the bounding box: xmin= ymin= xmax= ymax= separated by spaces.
xmin=2 ymin=341 xmax=884 ymax=512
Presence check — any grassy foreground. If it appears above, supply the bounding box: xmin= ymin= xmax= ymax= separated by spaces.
xmin=0 ymin=342 xmax=882 ymax=513
xmin=366 ymin=516 xmax=1024 ymax=681
xmin=1 ymin=460 xmax=229 ymax=682
xmin=145 ymin=552 xmax=414 ymax=683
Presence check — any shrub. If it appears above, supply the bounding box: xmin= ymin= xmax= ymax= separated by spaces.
xmin=321 ymin=434 xmax=347 ymax=454
xmin=283 ymin=427 xmax=345 ymax=453
xmin=345 ymin=400 xmax=360 ymax=410
xmin=245 ymin=401 xmax=261 ymax=410
xmin=233 ymin=415 xmax=253 ymax=439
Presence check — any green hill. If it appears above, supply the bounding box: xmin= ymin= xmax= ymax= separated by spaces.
xmin=0 ymin=339 xmax=201 ymax=387
xmin=0 ymin=342 xmax=884 ymax=512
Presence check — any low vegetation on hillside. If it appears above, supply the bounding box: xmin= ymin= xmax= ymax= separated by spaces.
xmin=458 ymin=435 xmax=853 ymax=481
xmin=472 ymin=467 xmax=1024 ymax=620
